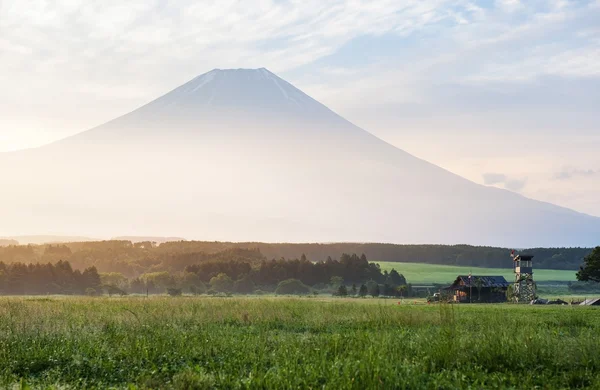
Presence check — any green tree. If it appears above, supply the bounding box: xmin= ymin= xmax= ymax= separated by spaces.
xmin=105 ymin=285 xmax=126 ymax=296
xmin=337 ymin=285 xmax=348 ymax=296
xmin=100 ymin=272 xmax=127 ymax=290
xmin=386 ymin=269 xmax=407 ymax=286
xmin=181 ymin=272 xmax=205 ymax=292
xmin=371 ymin=284 xmax=380 ymax=297
xmin=167 ymin=288 xmax=182 ymax=296
xmin=577 ymin=247 xmax=600 ymax=282
xmin=351 ymin=284 xmax=357 ymax=296
xmin=397 ymin=284 xmax=407 ymax=298
xmin=82 ymin=266 xmax=102 ymax=290
xmin=330 ymin=276 xmax=343 ymax=288
xmin=85 ymin=287 xmax=98 ymax=296
xmin=142 ymin=272 xmax=175 ymax=292
xmin=210 ymin=273 xmax=233 ymax=293
xmin=359 ymin=284 xmax=368 ymax=297
xmin=275 ymin=279 xmax=311 ymax=295
xmin=233 ymin=274 xmax=255 ymax=294
xmin=367 ymin=280 xmax=379 ymax=297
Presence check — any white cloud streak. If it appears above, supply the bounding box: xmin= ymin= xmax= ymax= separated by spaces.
xmin=0 ymin=0 xmax=474 ymax=148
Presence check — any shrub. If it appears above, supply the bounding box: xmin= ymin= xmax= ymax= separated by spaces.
xmin=210 ymin=273 xmax=233 ymax=293
xmin=233 ymin=275 xmax=255 ymax=294
xmin=104 ymin=285 xmax=127 ymax=296
xmin=275 ymin=279 xmax=310 ymax=295
xmin=367 ymin=280 xmax=380 ymax=297
xmin=189 ymin=283 xmax=206 ymax=295
xmin=167 ymin=288 xmax=182 ymax=297
xmin=85 ymin=288 xmax=98 ymax=297
xmin=359 ymin=284 xmax=368 ymax=297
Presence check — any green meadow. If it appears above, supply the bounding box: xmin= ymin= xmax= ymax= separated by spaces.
xmin=1 ymin=296 xmax=599 ymax=389
xmin=376 ymin=261 xmax=576 ymax=284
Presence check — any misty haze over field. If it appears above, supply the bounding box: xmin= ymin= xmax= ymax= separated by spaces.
xmin=1 ymin=68 xmax=599 ymax=247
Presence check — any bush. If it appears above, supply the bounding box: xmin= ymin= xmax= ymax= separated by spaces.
xmin=189 ymin=283 xmax=206 ymax=295
xmin=210 ymin=273 xmax=233 ymax=293
xmin=167 ymin=288 xmax=182 ymax=296
xmin=359 ymin=284 xmax=368 ymax=297
xmin=275 ymin=279 xmax=311 ymax=295
xmin=367 ymin=280 xmax=380 ymax=297
xmin=85 ymin=288 xmax=98 ymax=297
xmin=233 ymin=275 xmax=255 ymax=294
xmin=569 ymin=281 xmax=600 ymax=293
xmin=104 ymin=285 xmax=127 ymax=296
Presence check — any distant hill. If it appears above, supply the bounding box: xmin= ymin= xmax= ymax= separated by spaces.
xmin=2 ymin=68 xmax=599 ymax=246
xmin=113 ymin=236 xmax=186 ymax=244
xmin=155 ymin=241 xmax=592 ymax=271
xmin=2 ymin=236 xmax=97 ymax=245
xmin=0 ymin=239 xmax=18 ymax=247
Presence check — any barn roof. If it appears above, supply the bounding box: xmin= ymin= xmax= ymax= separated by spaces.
xmin=579 ymin=298 xmax=600 ymax=306
xmin=451 ymin=275 xmax=510 ymax=288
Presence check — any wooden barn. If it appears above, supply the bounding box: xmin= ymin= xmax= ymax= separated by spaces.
xmin=448 ymin=275 xmax=510 ymax=303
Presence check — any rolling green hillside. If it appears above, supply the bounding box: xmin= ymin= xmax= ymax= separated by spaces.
xmin=377 ymin=261 xmax=577 ymax=285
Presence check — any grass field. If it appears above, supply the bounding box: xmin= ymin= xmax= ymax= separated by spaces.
xmin=377 ymin=261 xmax=577 ymax=284
xmin=1 ymin=296 xmax=599 ymax=389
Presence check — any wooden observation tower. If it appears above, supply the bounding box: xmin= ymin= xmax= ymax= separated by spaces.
xmin=512 ymin=253 xmax=535 ymax=303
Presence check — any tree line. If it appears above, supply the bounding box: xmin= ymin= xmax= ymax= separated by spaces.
xmin=0 ymin=260 xmax=101 ymax=295
xmin=0 ymin=241 xmax=593 ymax=282
xmin=107 ymin=252 xmax=413 ymax=297
xmin=0 ymin=252 xmax=418 ymax=297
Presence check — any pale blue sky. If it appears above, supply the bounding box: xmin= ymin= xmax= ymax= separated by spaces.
xmin=0 ymin=0 xmax=599 ymax=215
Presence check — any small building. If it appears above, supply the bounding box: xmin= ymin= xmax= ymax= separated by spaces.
xmin=448 ymin=275 xmax=510 ymax=303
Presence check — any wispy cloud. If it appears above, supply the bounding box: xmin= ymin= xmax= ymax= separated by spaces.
xmin=0 ymin=0 xmax=482 ymax=137
xmin=0 ymin=0 xmax=470 ymax=83
xmin=482 ymin=173 xmax=508 ymax=186
xmin=504 ymin=178 xmax=528 ymax=192
xmin=482 ymin=173 xmax=527 ymax=192
xmin=554 ymin=167 xmax=599 ymax=180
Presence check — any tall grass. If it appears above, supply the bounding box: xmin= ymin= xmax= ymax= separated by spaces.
xmin=0 ymin=297 xmax=598 ymax=389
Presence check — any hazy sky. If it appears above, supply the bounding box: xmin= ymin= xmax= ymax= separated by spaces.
xmin=1 ymin=0 xmax=599 ymax=216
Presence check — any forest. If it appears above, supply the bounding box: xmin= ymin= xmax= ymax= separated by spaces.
xmin=0 ymin=249 xmax=411 ymax=296
xmin=0 ymin=260 xmax=101 ymax=295
xmin=0 ymin=240 xmax=591 ymax=274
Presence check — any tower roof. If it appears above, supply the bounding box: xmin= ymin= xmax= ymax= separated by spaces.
xmin=514 ymin=254 xmax=534 ymax=261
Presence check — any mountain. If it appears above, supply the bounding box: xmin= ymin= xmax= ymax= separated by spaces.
xmin=0 ymin=239 xmax=19 ymax=247
xmin=112 ymin=236 xmax=186 ymax=244
xmin=1 ymin=68 xmax=599 ymax=247
xmin=0 ymin=236 xmax=97 ymax=245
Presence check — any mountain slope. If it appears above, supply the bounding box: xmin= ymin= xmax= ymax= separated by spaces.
xmin=1 ymin=68 xmax=599 ymax=247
